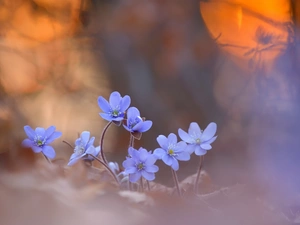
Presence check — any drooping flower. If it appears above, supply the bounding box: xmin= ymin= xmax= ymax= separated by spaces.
xmin=123 ymin=107 xmax=152 ymax=135
xmin=178 ymin=122 xmax=217 ymax=156
xmin=98 ymin=91 xmax=131 ymax=122
xmin=68 ymin=131 xmax=99 ymax=166
xmin=122 ymin=147 xmax=159 ymax=183
xmin=22 ymin=125 xmax=62 ymax=159
xmin=153 ymin=133 xmax=190 ymax=171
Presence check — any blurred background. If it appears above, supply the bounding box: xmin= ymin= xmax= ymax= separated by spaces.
xmin=0 ymin=0 xmax=300 ymax=197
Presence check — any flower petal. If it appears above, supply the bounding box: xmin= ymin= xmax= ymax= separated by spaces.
xmin=126 ymin=107 xmax=140 ymax=120
xmin=141 ymin=170 xmax=155 ymax=181
xmin=94 ymin=146 xmax=101 ymax=157
xmin=46 ymin=131 xmax=62 ymax=144
xmin=176 ymin=151 xmax=190 ymax=161
xmin=122 ymin=158 xmax=135 ymax=168
xmin=139 ymin=148 xmax=149 ymax=162
xmin=200 ymin=143 xmax=212 ymax=150
xmin=174 ymin=141 xmax=187 ymax=153
xmin=135 ymin=121 xmax=152 ymax=133
xmin=188 ymin=122 xmax=201 ymax=136
xmin=201 ymin=122 xmax=217 ymax=141
xmin=194 ymin=145 xmax=207 ymax=156
xmin=171 ymin=159 xmax=179 ymax=171
xmin=109 ymin=91 xmax=122 ymax=109
xmin=45 ymin=126 xmax=56 ymax=138
xmin=86 ymin=136 xmax=95 ymax=149
xmin=98 ymin=96 xmax=111 ymax=113
xmin=42 ymin=145 xmax=56 ymax=159
xmin=153 ymin=148 xmax=165 ymax=159
xmin=24 ymin=125 xmax=36 ymax=140
xmin=145 ymin=164 xmax=159 ymax=173
xmin=99 ymin=113 xmax=113 ymax=122
xmin=204 ymin=136 xmax=217 ymax=145
xmin=35 ymin=127 xmax=46 ymax=137
xmin=129 ymin=172 xmax=141 ymax=183
xmin=168 ymin=133 xmax=177 ymax=144
xmin=178 ymin=128 xmax=194 ymax=143
xmin=80 ymin=131 xmax=90 ymax=146
xmin=156 ymin=135 xmax=168 ymax=149
xmin=68 ymin=155 xmax=83 ymax=166
xmin=120 ymin=95 xmax=131 ymax=112
xmin=185 ymin=144 xmax=196 ymax=154
xmin=86 ymin=146 xmax=96 ymax=155
xmin=162 ymin=154 xmax=173 ymax=166
xmin=144 ymin=155 xmax=157 ymax=166
xmin=124 ymin=165 xmax=137 ymax=174
xmin=22 ymin=139 xmax=33 ymax=148
xmin=32 ymin=146 xmax=42 ymax=153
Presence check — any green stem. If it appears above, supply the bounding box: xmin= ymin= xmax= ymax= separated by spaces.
xmin=194 ymin=156 xmax=204 ymax=194
xmin=99 ymin=121 xmax=112 ymax=164
xmin=88 ymin=154 xmax=119 ymax=185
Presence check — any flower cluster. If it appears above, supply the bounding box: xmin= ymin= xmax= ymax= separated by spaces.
xmin=21 ymin=90 xmax=217 ymax=196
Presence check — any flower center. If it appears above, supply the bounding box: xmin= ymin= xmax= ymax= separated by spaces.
xmin=196 ymin=138 xmax=201 ymax=144
xmin=168 ymin=149 xmax=174 ymax=155
xmin=34 ymin=135 xmax=45 ymax=147
xmin=74 ymin=144 xmax=85 ymax=155
xmin=129 ymin=116 xmax=142 ymax=129
xmin=137 ymin=163 xmax=144 ymax=171
xmin=111 ymin=109 xmax=120 ymax=117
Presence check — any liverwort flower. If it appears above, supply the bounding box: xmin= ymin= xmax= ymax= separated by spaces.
xmin=123 ymin=107 xmax=152 ymax=133
xmin=153 ymin=133 xmax=190 ymax=171
xmin=178 ymin=122 xmax=217 ymax=156
xmin=22 ymin=125 xmax=62 ymax=159
xmin=98 ymin=91 xmax=131 ymax=122
xmin=68 ymin=131 xmax=99 ymax=166
xmin=122 ymin=147 xmax=159 ymax=183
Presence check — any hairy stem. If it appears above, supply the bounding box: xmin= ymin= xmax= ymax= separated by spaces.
xmin=99 ymin=121 xmax=112 ymax=164
xmin=194 ymin=156 xmax=204 ymax=194
xmin=88 ymin=154 xmax=119 ymax=185
xmin=127 ymin=135 xmax=135 ymax=191
xmin=140 ymin=177 xmax=144 ymax=192
xmin=171 ymin=169 xmax=181 ymax=197
xmin=62 ymin=140 xmax=74 ymax=150
xmin=42 ymin=153 xmax=52 ymax=164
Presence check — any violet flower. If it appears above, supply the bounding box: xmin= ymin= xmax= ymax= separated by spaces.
xmin=22 ymin=125 xmax=62 ymax=159
xmin=68 ymin=131 xmax=99 ymax=166
xmin=178 ymin=122 xmax=217 ymax=156
xmin=153 ymin=133 xmax=190 ymax=171
xmin=98 ymin=91 xmax=131 ymax=122
xmin=123 ymin=107 xmax=152 ymax=134
xmin=122 ymin=147 xmax=159 ymax=183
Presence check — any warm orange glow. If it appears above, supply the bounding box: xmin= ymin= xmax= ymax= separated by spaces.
xmin=200 ymin=0 xmax=291 ymax=70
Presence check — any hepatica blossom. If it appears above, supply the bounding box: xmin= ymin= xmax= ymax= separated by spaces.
xmin=68 ymin=131 xmax=100 ymax=166
xmin=98 ymin=91 xmax=131 ymax=122
xmin=123 ymin=107 xmax=152 ymax=133
xmin=153 ymin=133 xmax=190 ymax=171
xmin=178 ymin=122 xmax=217 ymax=156
xmin=122 ymin=147 xmax=159 ymax=182
xmin=22 ymin=125 xmax=62 ymax=159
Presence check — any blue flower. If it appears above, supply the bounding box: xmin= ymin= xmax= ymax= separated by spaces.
xmin=122 ymin=147 xmax=159 ymax=183
xmin=153 ymin=133 xmax=190 ymax=171
xmin=68 ymin=131 xmax=100 ymax=166
xmin=22 ymin=125 xmax=62 ymax=159
xmin=123 ymin=107 xmax=152 ymax=133
xmin=178 ymin=122 xmax=217 ymax=156
xmin=98 ymin=91 xmax=131 ymax=122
